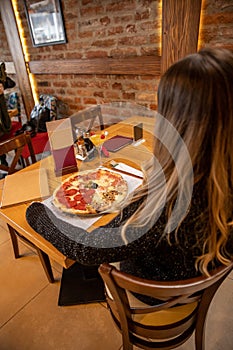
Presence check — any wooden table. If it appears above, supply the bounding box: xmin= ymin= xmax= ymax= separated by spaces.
xmin=0 ymin=116 xmax=155 ymax=274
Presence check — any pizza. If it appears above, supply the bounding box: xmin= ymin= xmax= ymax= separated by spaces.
xmin=53 ymin=168 xmax=128 ymax=215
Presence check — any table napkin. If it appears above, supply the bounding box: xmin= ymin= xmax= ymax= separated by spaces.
xmin=111 ymin=162 xmax=143 ymax=178
xmin=43 ymin=168 xmax=143 ymax=230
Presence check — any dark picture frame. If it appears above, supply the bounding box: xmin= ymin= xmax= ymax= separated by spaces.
xmin=23 ymin=0 xmax=67 ymax=47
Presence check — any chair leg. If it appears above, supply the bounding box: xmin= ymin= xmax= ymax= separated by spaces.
xmin=19 ymin=155 xmax=26 ymax=168
xmin=7 ymin=223 xmax=20 ymax=258
xmin=36 ymin=248 xmax=55 ymax=283
xmin=24 ymin=157 xmax=30 ymax=166
xmin=195 ymin=277 xmax=227 ymax=350
xmin=7 ymin=224 xmax=55 ymax=283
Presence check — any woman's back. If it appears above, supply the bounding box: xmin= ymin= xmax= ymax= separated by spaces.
xmin=26 ymin=47 xmax=233 ymax=282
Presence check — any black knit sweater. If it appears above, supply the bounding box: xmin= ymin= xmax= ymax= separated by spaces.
xmin=26 ymin=182 xmax=233 ymax=282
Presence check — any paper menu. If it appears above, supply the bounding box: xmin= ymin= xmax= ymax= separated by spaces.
xmin=0 ymin=168 xmax=50 ymax=208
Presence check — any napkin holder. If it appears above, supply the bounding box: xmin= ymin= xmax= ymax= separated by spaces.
xmin=46 ymin=119 xmax=78 ymax=176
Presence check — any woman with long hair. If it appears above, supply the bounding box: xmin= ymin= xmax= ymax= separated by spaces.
xmin=26 ymin=47 xmax=233 ymax=282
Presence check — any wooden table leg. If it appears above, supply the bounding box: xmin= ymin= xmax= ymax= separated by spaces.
xmin=7 ymin=224 xmax=55 ymax=283
xmin=37 ymin=248 xmax=55 ymax=283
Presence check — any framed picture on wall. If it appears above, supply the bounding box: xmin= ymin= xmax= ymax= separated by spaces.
xmin=23 ymin=0 xmax=67 ymax=47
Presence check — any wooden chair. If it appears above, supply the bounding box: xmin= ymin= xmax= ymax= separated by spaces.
xmin=70 ymin=105 xmax=104 ymax=140
xmin=0 ymin=133 xmax=36 ymax=174
xmin=99 ymin=262 xmax=233 ymax=350
xmin=0 ymin=133 xmax=54 ymax=283
xmin=21 ymin=94 xmax=58 ymax=164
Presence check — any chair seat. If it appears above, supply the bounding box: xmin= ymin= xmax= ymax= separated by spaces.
xmin=0 ymin=121 xmax=22 ymax=142
xmin=134 ymin=302 xmax=198 ymax=326
xmin=21 ymin=132 xmax=50 ymax=160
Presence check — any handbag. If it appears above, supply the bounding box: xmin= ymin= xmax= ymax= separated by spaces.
xmin=30 ymin=97 xmax=51 ymax=133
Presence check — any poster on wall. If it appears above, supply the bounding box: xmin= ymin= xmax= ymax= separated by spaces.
xmin=23 ymin=0 xmax=67 ymax=47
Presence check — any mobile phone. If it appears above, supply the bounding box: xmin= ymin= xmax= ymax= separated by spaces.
xmin=134 ymin=123 xmax=143 ymax=141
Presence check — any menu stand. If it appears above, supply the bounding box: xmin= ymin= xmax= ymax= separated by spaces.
xmin=52 ymin=146 xmax=77 ymax=176
xmin=46 ymin=119 xmax=78 ymax=176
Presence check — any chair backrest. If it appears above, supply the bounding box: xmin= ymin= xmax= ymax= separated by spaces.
xmin=99 ymin=262 xmax=233 ymax=350
xmin=70 ymin=105 xmax=104 ymax=140
xmin=0 ymin=133 xmax=36 ymax=174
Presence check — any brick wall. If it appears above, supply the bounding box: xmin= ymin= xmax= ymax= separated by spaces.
xmin=0 ymin=0 xmax=233 ymax=116
xmin=200 ymin=0 xmax=233 ymax=50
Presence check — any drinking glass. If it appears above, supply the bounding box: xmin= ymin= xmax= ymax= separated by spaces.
xmin=90 ymin=132 xmax=107 ymax=166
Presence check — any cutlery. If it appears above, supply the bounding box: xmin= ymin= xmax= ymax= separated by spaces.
xmin=109 ymin=160 xmax=143 ymax=179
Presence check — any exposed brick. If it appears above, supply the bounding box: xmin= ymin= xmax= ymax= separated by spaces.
xmin=53 ymin=81 xmax=69 ymax=88
xmin=110 ymin=48 xmax=138 ymax=57
xmin=79 ymin=31 xmax=93 ymax=39
xmin=86 ymin=80 xmax=109 ymax=89
xmin=65 ymin=52 xmax=83 ymax=59
xmin=86 ymin=50 xmax=108 ymax=58
xmin=80 ymin=6 xmax=102 ymax=17
xmin=66 ymin=89 xmax=79 ymax=95
xmin=108 ymin=26 xmax=124 ymax=36
xmin=70 ymin=80 xmax=89 ymax=88
xmin=83 ymin=97 xmax=97 ymax=104
xmin=94 ymin=28 xmax=107 ymax=38
xmin=124 ymin=81 xmax=154 ymax=91
xmin=122 ymin=92 xmax=135 ymax=99
xmin=37 ymin=81 xmax=49 ymax=87
xmin=114 ymin=15 xmax=133 ymax=24
xmin=1 ymin=0 xmax=232 ymax=117
xmin=93 ymin=91 xmax=104 ymax=98
xmin=203 ymin=12 xmax=233 ymax=25
xmin=106 ymin=1 xmax=135 ymax=13
xmin=112 ymin=82 xmax=122 ymax=90
xmin=135 ymin=9 xmax=151 ymax=21
xmin=126 ymin=24 xmax=137 ymax=33
xmin=137 ymin=92 xmax=156 ymax=102
xmin=149 ymin=34 xmax=161 ymax=45
xmin=76 ymin=89 xmax=93 ymax=97
xmin=140 ymin=46 xmax=160 ymax=55
xmin=105 ymin=91 xmax=120 ymax=99
xmin=74 ymin=96 xmax=81 ymax=103
xmin=82 ymin=0 xmax=93 ymax=5
xmin=80 ymin=17 xmax=99 ymax=28
xmin=92 ymin=39 xmax=115 ymax=47
xmin=74 ymin=97 xmax=81 ymax=103
xmin=100 ymin=16 xmax=111 ymax=26
xmin=149 ymin=103 xmax=158 ymax=110
xmin=118 ymin=36 xmax=148 ymax=46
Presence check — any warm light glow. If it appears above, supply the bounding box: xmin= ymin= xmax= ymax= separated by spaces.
xmin=158 ymin=0 xmax=162 ymax=56
xmin=198 ymin=0 xmax=205 ymax=50
xmin=12 ymin=0 xmax=38 ymax=104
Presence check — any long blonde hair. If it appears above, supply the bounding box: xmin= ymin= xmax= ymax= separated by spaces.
xmin=123 ymin=47 xmax=233 ymax=276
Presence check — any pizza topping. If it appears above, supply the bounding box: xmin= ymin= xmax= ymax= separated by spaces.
xmin=53 ymin=169 xmax=128 ymax=215
xmin=64 ymin=188 xmax=78 ymax=196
